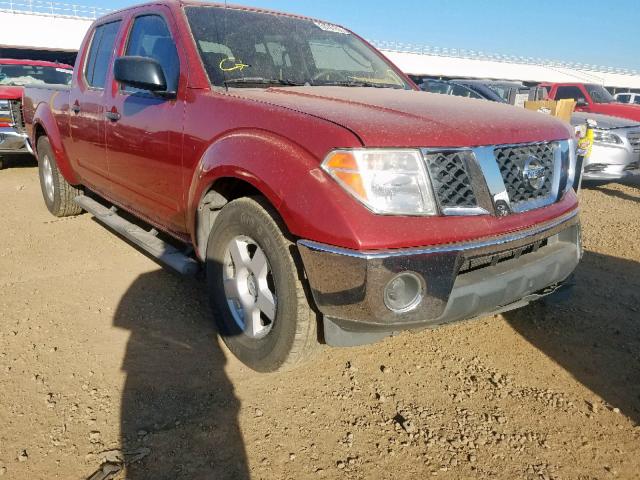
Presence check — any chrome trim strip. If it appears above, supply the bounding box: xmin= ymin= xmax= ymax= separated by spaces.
xmin=473 ymin=145 xmax=510 ymax=213
xmin=298 ymin=208 xmax=579 ymax=260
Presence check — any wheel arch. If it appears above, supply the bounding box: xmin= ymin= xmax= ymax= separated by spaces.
xmin=194 ymin=176 xmax=282 ymax=260
xmin=32 ymin=107 xmax=79 ymax=185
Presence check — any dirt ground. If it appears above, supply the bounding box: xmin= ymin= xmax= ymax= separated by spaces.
xmin=1 ymin=156 xmax=639 ymax=480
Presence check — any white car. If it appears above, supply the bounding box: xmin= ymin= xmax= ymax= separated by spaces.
xmin=571 ymin=112 xmax=640 ymax=180
xmin=615 ymin=93 xmax=640 ymax=105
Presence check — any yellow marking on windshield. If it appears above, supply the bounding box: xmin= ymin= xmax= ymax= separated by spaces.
xmin=219 ymin=57 xmax=250 ymax=72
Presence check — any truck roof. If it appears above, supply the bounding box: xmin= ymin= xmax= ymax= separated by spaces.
xmin=99 ymin=0 xmax=339 ymax=26
xmin=0 ymin=58 xmax=73 ymax=69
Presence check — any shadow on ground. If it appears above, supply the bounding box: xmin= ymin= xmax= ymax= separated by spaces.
xmin=114 ymin=270 xmax=249 ymax=479
xmin=582 ymin=178 xmax=640 ymax=203
xmin=505 ymin=250 xmax=640 ymax=424
xmin=0 ymin=153 xmax=37 ymax=169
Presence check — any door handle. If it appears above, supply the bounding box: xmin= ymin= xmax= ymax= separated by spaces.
xmin=71 ymin=102 xmax=80 ymax=114
xmin=105 ymin=110 xmax=121 ymax=122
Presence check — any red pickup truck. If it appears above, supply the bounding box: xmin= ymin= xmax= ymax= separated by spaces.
xmin=0 ymin=59 xmax=73 ymax=169
xmin=23 ymin=0 xmax=582 ymax=372
xmin=541 ymin=82 xmax=640 ymax=122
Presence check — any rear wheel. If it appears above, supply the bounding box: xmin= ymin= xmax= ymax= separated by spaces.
xmin=37 ymin=136 xmax=82 ymax=217
xmin=0 ymin=156 xmax=5 ymax=170
xmin=206 ymin=197 xmax=318 ymax=372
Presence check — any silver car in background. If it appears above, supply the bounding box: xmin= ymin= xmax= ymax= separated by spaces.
xmin=571 ymin=112 xmax=640 ymax=180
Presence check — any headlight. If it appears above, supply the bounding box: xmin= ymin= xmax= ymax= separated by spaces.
xmin=322 ymin=149 xmax=437 ymax=215
xmin=593 ymin=130 xmax=622 ymax=145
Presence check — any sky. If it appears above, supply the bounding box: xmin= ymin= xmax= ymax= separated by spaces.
xmin=85 ymin=0 xmax=640 ymax=71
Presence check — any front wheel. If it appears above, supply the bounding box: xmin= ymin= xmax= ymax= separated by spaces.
xmin=206 ymin=197 xmax=318 ymax=372
xmin=37 ymin=136 xmax=82 ymax=217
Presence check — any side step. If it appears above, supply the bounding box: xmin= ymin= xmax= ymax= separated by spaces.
xmin=74 ymin=195 xmax=200 ymax=276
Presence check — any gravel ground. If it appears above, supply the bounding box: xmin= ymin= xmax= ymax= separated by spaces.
xmin=0 ymin=157 xmax=639 ymax=480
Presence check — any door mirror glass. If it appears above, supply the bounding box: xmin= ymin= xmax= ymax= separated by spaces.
xmin=576 ymin=98 xmax=588 ymax=107
xmin=114 ymin=56 xmax=169 ymax=94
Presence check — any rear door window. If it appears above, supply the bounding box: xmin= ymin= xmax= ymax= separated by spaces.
xmin=85 ymin=21 xmax=121 ymax=88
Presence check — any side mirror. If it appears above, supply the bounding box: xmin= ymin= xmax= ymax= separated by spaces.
xmin=576 ymin=98 xmax=588 ymax=107
xmin=113 ymin=56 xmax=173 ymax=96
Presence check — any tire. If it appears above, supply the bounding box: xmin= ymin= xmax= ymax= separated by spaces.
xmin=0 ymin=156 xmax=4 ymax=170
xmin=206 ymin=196 xmax=318 ymax=372
xmin=37 ymin=136 xmax=82 ymax=217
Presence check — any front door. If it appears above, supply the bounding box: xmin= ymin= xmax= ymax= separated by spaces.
xmin=105 ymin=9 xmax=186 ymax=234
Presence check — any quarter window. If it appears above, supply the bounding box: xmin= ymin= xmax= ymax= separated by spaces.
xmin=85 ymin=21 xmax=121 ymax=88
xmin=125 ymin=15 xmax=179 ymax=92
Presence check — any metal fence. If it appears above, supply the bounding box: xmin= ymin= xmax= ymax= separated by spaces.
xmin=0 ymin=0 xmax=110 ymax=19
xmin=371 ymin=40 xmax=639 ymax=77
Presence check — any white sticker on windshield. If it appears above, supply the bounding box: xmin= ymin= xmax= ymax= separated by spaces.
xmin=313 ymin=21 xmax=350 ymax=34
xmin=56 ymin=68 xmax=73 ymax=74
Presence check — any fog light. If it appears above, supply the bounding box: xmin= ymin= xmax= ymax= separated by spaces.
xmin=384 ymin=272 xmax=423 ymax=312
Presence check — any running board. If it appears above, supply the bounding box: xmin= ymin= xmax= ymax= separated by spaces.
xmin=74 ymin=195 xmax=200 ymax=276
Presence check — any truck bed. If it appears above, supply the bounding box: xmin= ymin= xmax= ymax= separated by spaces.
xmin=22 ymin=84 xmax=71 ymax=140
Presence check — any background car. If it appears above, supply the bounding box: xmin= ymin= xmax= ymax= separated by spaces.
xmin=0 ymin=59 xmax=73 ymax=169
xmin=570 ymin=112 xmax=640 ymax=180
xmin=450 ymin=79 xmax=546 ymax=105
xmin=615 ymin=92 xmax=640 ymax=105
xmin=419 ymin=78 xmax=506 ymax=102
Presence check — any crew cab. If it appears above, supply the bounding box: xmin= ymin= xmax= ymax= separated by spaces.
xmin=542 ymin=82 xmax=640 ymax=122
xmin=0 ymin=59 xmax=72 ymax=169
xmin=23 ymin=0 xmax=582 ymax=372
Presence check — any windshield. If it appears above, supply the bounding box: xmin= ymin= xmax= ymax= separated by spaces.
xmin=0 ymin=64 xmax=72 ymax=86
xmin=586 ymin=84 xmax=616 ymax=104
xmin=185 ymin=6 xmax=410 ymax=89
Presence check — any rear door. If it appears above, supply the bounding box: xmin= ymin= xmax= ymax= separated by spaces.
xmin=105 ymin=7 xmax=186 ymax=233
xmin=67 ymin=20 xmax=121 ymax=188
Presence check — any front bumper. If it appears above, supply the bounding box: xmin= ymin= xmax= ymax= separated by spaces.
xmin=298 ymin=210 xmax=581 ymax=346
xmin=583 ymin=142 xmax=640 ymax=180
xmin=0 ymin=127 xmax=31 ymax=154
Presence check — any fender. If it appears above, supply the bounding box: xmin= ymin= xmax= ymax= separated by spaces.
xmin=32 ymin=102 xmax=80 ymax=185
xmin=187 ymin=128 xmax=362 ymax=256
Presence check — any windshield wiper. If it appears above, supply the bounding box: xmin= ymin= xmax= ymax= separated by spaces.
xmin=224 ymin=77 xmax=306 ymax=87
xmin=316 ymin=80 xmax=404 ymax=89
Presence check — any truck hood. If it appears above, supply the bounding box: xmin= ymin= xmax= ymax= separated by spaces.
xmin=0 ymin=85 xmax=23 ymax=100
xmin=587 ymin=103 xmax=640 ymax=122
xmin=571 ymin=111 xmax=640 ymax=130
xmin=236 ymin=86 xmax=571 ymax=147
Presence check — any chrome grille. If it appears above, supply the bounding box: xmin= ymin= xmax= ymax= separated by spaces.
xmin=628 ymin=131 xmax=640 ymax=153
xmin=494 ymin=143 xmax=555 ymax=208
xmin=421 ymin=140 xmax=567 ymax=217
xmin=424 ymin=150 xmax=477 ymax=208
xmin=10 ymin=100 xmax=25 ymax=133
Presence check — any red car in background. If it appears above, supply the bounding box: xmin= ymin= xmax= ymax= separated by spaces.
xmin=0 ymin=59 xmax=73 ymax=169
xmin=541 ymin=82 xmax=640 ymax=122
